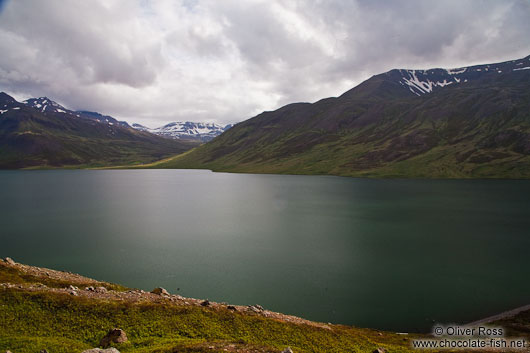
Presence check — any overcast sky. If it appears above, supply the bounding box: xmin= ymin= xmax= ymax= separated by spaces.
xmin=0 ymin=0 xmax=529 ymax=127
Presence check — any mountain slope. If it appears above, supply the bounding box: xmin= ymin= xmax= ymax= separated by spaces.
xmin=23 ymin=97 xmax=131 ymax=128
xmin=0 ymin=93 xmax=198 ymax=168
xmin=132 ymin=121 xmax=233 ymax=142
xmin=153 ymin=55 xmax=530 ymax=178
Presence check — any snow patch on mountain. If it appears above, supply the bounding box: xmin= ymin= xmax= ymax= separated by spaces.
xmin=23 ymin=97 xmax=71 ymax=114
xmin=399 ymin=70 xmax=458 ymax=96
xmin=446 ymin=68 xmax=467 ymax=75
xmin=133 ymin=121 xmax=232 ymax=141
xmin=396 ymin=55 xmax=530 ymax=96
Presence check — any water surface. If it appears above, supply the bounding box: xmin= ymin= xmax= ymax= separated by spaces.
xmin=1 ymin=170 xmax=529 ymax=332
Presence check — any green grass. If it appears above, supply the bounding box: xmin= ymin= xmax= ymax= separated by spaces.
xmin=0 ymin=264 xmax=127 ymax=292
xmin=139 ymin=136 xmax=529 ymax=180
xmin=0 ymin=289 xmax=419 ymax=353
xmin=0 ymin=264 xmax=419 ymax=353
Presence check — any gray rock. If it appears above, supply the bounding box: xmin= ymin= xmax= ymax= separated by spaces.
xmin=86 ymin=286 xmax=95 ymax=291
xmin=39 ymin=350 xmax=49 ymax=353
xmin=4 ymin=257 xmax=15 ymax=265
xmin=100 ymin=328 xmax=128 ymax=347
xmin=5 ymin=350 xmax=13 ymax=353
xmin=281 ymin=348 xmax=294 ymax=353
xmin=201 ymin=299 xmax=210 ymax=306
xmin=151 ymin=287 xmax=169 ymax=296
xmin=82 ymin=349 xmax=120 ymax=353
xmin=95 ymin=286 xmax=108 ymax=293
xmin=373 ymin=348 xmax=386 ymax=353
xmin=227 ymin=305 xmax=237 ymax=311
xmin=247 ymin=305 xmax=263 ymax=313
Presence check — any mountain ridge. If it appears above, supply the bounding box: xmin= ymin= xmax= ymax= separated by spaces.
xmin=149 ymin=55 xmax=530 ymax=178
xmin=0 ymin=93 xmax=198 ymax=168
xmin=132 ymin=121 xmax=233 ymax=142
xmin=6 ymin=94 xmax=233 ymax=142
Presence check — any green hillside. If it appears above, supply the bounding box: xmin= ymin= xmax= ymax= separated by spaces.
xmin=0 ymin=93 xmax=198 ymax=169
xmin=151 ymin=56 xmax=530 ymax=178
xmin=0 ymin=259 xmax=421 ymax=353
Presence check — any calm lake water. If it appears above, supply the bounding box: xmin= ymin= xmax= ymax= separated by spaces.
xmin=1 ymin=170 xmax=529 ymax=332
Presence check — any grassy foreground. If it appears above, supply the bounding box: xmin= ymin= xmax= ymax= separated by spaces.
xmin=2 ymin=259 xmax=530 ymax=353
xmin=0 ymin=259 xmax=419 ymax=353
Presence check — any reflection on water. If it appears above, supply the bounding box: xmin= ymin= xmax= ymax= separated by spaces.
xmin=1 ymin=169 xmax=529 ymax=332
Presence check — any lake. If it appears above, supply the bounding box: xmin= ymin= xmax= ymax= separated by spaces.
xmin=1 ymin=169 xmax=529 ymax=332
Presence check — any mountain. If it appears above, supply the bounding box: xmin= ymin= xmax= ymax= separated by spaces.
xmin=76 ymin=110 xmax=131 ymax=128
xmin=152 ymin=55 xmax=530 ymax=178
xmin=23 ymin=96 xmax=133 ymax=128
xmin=0 ymin=93 xmax=198 ymax=168
xmin=132 ymin=121 xmax=233 ymax=142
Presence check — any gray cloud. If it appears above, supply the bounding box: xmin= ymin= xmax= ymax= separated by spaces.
xmin=0 ymin=0 xmax=529 ymax=127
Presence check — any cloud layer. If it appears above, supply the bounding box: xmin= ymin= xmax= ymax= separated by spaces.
xmin=0 ymin=0 xmax=529 ymax=127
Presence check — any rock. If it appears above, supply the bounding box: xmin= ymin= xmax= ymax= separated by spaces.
xmin=281 ymin=347 xmax=294 ymax=353
xmin=67 ymin=285 xmax=79 ymax=291
xmin=40 ymin=350 xmax=49 ymax=353
xmin=4 ymin=257 xmax=15 ymax=265
xmin=247 ymin=305 xmax=262 ymax=313
xmin=201 ymin=299 xmax=210 ymax=306
xmin=100 ymin=328 xmax=128 ymax=347
xmin=95 ymin=286 xmax=108 ymax=293
xmin=6 ymin=350 xmax=13 ymax=353
xmin=373 ymin=348 xmax=386 ymax=353
xmin=82 ymin=349 xmax=120 ymax=353
xmin=227 ymin=305 xmax=237 ymax=311
xmin=86 ymin=286 xmax=95 ymax=291
xmin=151 ymin=287 xmax=169 ymax=296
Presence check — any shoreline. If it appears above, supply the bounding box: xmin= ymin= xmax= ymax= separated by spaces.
xmin=467 ymin=304 xmax=530 ymax=327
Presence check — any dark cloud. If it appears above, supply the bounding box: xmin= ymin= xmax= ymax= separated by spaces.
xmin=0 ymin=0 xmax=528 ymax=127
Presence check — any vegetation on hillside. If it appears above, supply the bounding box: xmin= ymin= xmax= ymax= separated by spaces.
xmin=148 ymin=58 xmax=530 ymax=179
xmin=0 ymin=93 xmax=198 ymax=169
xmin=0 ymin=260 xmax=421 ymax=353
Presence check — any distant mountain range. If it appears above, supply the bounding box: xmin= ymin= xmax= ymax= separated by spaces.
xmin=132 ymin=122 xmax=233 ymax=142
xmin=0 ymin=93 xmax=198 ymax=168
xmin=154 ymin=55 xmax=530 ymax=178
xmin=22 ymin=97 xmax=132 ymax=128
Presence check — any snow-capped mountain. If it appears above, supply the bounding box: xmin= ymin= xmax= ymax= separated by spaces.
xmin=20 ymin=97 xmax=131 ymax=128
xmin=132 ymin=122 xmax=232 ymax=141
xmin=15 ymin=96 xmax=230 ymax=142
xmin=23 ymin=97 xmax=71 ymax=114
xmin=386 ymin=55 xmax=530 ymax=96
xmin=0 ymin=92 xmax=196 ymax=169
xmin=165 ymin=54 xmax=530 ymax=178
